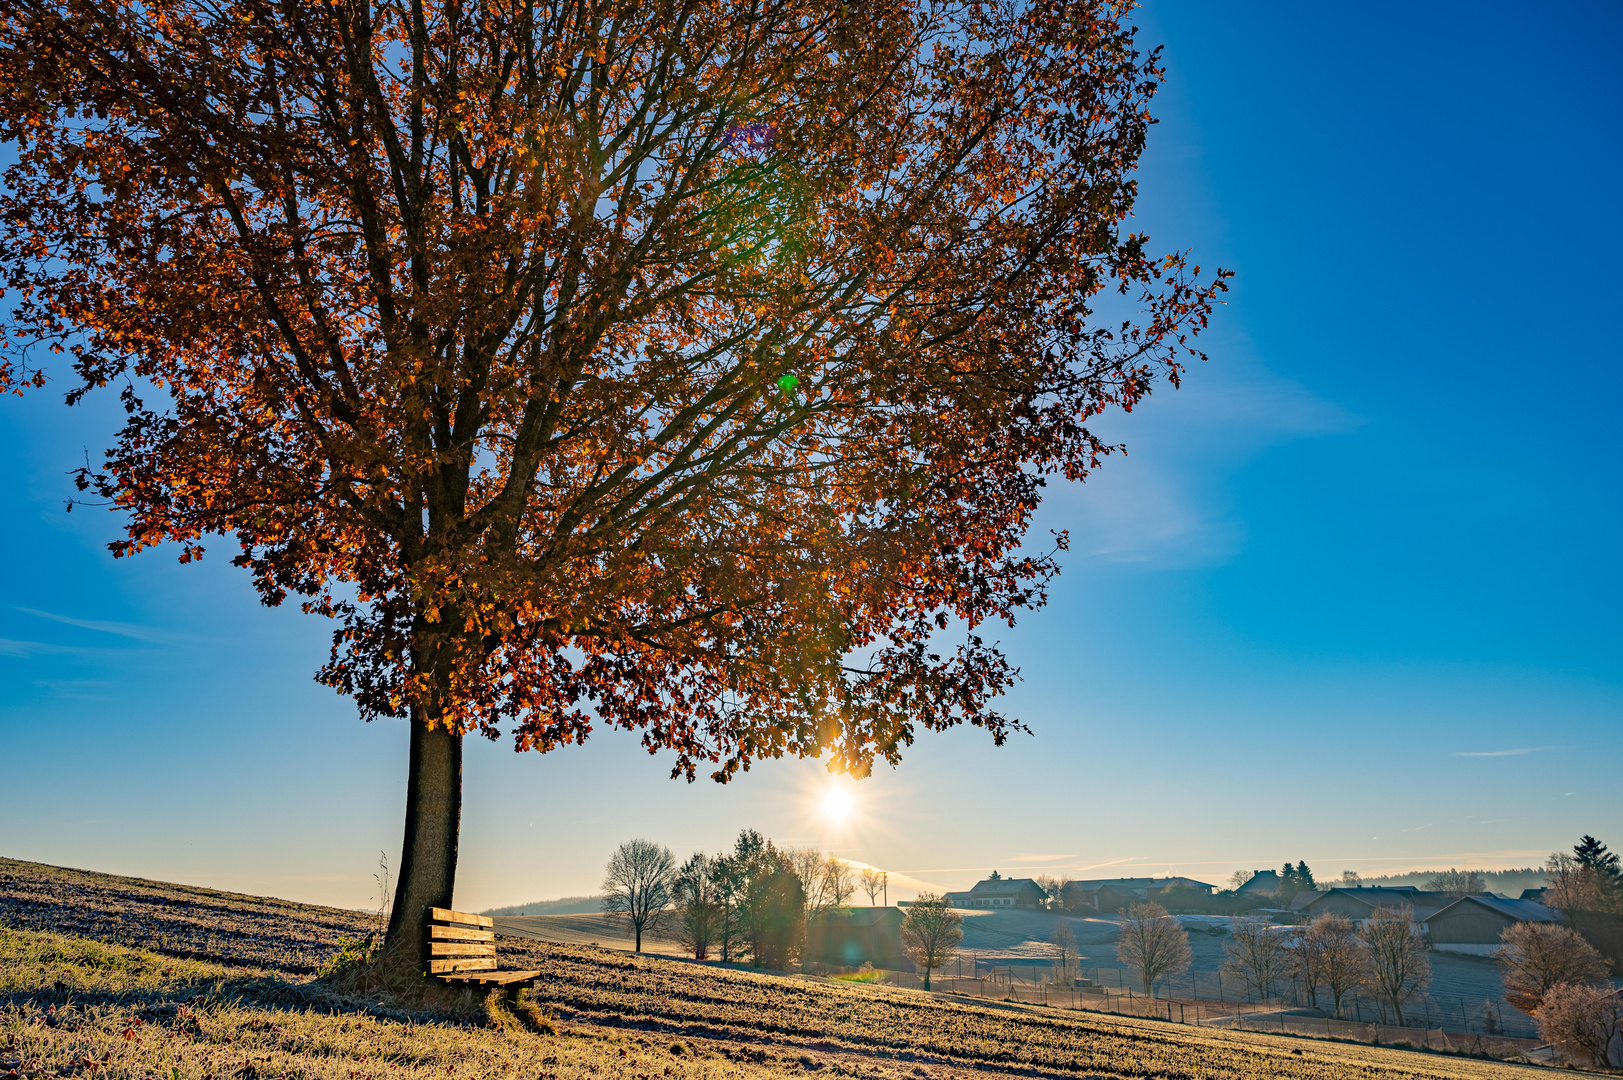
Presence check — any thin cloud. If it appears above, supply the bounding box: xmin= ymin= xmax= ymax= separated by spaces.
xmin=1008 ymin=853 xmax=1078 ymax=864
xmin=1456 ymin=746 xmax=1562 ymax=758
xmin=16 ymin=607 xmax=181 ymax=644
xmin=0 ymin=638 xmax=105 ymax=658
xmin=33 ymin=678 xmax=113 ymax=700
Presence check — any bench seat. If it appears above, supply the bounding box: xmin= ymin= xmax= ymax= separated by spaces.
xmin=438 ymin=968 xmax=542 ymax=987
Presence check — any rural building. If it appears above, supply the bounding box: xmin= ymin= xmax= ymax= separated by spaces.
xmin=1427 ymin=896 xmax=1562 ymax=956
xmin=948 ymin=872 xmax=1048 ymax=909
xmin=1062 ymin=877 xmax=1216 ymax=913
xmin=1519 ymin=887 xmax=1549 ymax=902
xmin=1289 ymin=886 xmax=1455 ymax=925
xmin=1234 ymin=870 xmax=1283 ymax=895
xmin=803 ymin=906 xmax=914 ymax=970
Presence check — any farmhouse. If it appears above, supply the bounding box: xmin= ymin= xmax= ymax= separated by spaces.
xmin=947 ymin=872 xmax=1047 ymax=909
xmin=1062 ymin=876 xmax=1216 ymax=913
xmin=1235 ymin=870 xmax=1283 ymax=895
xmin=1426 ymin=895 xmax=1561 ymax=956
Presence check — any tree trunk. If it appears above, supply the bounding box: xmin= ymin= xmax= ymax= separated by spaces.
xmin=385 ymin=706 xmax=464 ymax=971
xmin=635 ymin=923 xmax=643 ymax=952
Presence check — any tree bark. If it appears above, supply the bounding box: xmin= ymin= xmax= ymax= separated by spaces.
xmin=385 ymin=706 xmax=463 ymax=971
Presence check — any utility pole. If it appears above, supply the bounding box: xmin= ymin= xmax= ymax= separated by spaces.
xmin=883 ymin=872 xmax=888 ymax=907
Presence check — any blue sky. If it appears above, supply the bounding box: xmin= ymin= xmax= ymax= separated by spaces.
xmin=2 ymin=1 xmax=1619 ymax=911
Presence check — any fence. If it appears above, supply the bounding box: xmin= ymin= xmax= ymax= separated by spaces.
xmin=926 ymin=957 xmax=1536 ymax=1039
xmin=811 ymin=958 xmax=1541 ymax=1055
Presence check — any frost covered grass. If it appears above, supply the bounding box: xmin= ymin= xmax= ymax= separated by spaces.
xmin=0 ymin=858 xmax=1602 ymax=1079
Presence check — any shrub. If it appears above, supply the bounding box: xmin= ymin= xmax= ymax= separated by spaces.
xmin=1496 ymin=921 xmax=1609 ymax=1013
xmin=1535 ymin=982 xmax=1623 ymax=1069
xmin=314 ymin=934 xmax=378 ymax=980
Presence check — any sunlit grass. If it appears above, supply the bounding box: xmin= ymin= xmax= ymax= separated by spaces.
xmin=0 ymin=858 xmax=1564 ymax=1080
xmin=829 ymin=968 xmax=887 ymax=984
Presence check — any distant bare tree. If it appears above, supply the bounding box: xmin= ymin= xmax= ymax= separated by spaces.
xmin=1426 ymin=868 xmax=1486 ymax=897
xmin=1359 ymin=905 xmax=1430 ymax=1026
xmin=602 ymin=839 xmax=676 ymax=953
xmin=826 ymin=859 xmax=854 ymax=908
xmin=1535 ymin=983 xmax=1623 ymax=1069
xmin=901 ymin=893 xmax=963 ymax=990
xmin=1033 ymin=875 xmax=1071 ymax=911
xmin=1546 ymin=852 xmax=1603 ymax=913
xmin=1339 ymin=870 xmax=1362 ymax=887
xmin=1290 ymin=923 xmax=1325 ymax=1009
xmin=672 ymin=852 xmax=724 ymax=961
xmin=859 ymin=867 xmax=885 ymax=906
xmin=1223 ymin=916 xmax=1290 ymax=1001
xmin=787 ymin=848 xmax=853 ymax=915
xmin=1306 ymin=913 xmax=1366 ymax=1018
xmin=1497 ymin=922 xmax=1610 ymax=1013
xmin=1116 ymin=902 xmax=1191 ymax=998
xmin=1227 ymin=870 xmax=1255 ymax=891
xmin=1051 ymin=920 xmax=1079 ymax=985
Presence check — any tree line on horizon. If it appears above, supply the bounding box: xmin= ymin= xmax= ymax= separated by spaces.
xmin=599 ymin=833 xmax=892 ymax=966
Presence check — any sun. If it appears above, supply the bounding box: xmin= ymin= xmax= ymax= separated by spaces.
xmin=820 ymin=786 xmax=855 ymax=824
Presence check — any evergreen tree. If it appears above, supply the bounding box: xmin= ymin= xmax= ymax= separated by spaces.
xmin=1573 ymin=835 xmax=1623 ymax=914
xmin=1277 ymin=862 xmax=1302 ymax=905
xmin=1296 ymin=861 xmax=1316 ymax=891
xmin=1574 ymin=837 xmax=1620 ymax=880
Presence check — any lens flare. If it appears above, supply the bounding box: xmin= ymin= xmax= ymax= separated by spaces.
xmin=821 ymin=786 xmax=854 ymax=823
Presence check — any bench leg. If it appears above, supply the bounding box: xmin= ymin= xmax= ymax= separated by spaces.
xmin=481 ymin=983 xmax=554 ymax=1035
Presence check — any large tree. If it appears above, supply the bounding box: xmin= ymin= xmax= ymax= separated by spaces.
xmin=601 ymin=837 xmax=676 ymax=952
xmin=671 ymin=851 xmax=723 ymax=960
xmin=900 ymin=892 xmax=962 ymax=989
xmin=1358 ymin=905 xmax=1430 ymax=1027
xmin=1222 ymin=915 xmax=1288 ymax=1002
xmin=1116 ymin=901 xmax=1190 ymax=998
xmin=0 ymin=0 xmax=1226 ymax=970
xmin=1304 ymin=912 xmax=1365 ymax=1019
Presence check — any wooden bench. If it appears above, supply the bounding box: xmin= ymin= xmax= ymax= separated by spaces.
xmin=427 ymin=907 xmax=540 ymax=988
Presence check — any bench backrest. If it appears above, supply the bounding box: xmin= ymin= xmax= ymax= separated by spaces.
xmin=427 ymin=907 xmax=496 ymax=975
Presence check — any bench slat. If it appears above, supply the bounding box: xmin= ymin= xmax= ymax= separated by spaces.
xmin=430 ymin=925 xmax=494 ymax=942
xmin=429 ymin=957 xmax=497 ymax=974
xmin=430 ymin=942 xmax=496 ymax=957
xmin=429 ymin=907 xmax=493 ymax=928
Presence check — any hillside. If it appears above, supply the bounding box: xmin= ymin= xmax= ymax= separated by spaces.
xmin=0 ymin=857 xmax=1598 ymax=1080
xmin=482 ymin=896 xmax=605 ymax=917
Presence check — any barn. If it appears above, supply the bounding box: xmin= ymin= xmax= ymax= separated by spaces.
xmin=1290 ymin=886 xmax=1453 ymax=925
xmin=804 ymin=906 xmax=913 ymax=970
xmin=1426 ymin=895 xmax=1562 ymax=956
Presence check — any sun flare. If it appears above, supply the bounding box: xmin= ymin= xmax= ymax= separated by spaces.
xmin=820 ymin=786 xmax=855 ymax=824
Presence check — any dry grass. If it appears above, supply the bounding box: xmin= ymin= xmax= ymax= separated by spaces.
xmin=1 ymin=858 xmax=1611 ymax=1079
xmin=0 ymin=859 xmax=369 ymax=975
xmin=0 ymin=929 xmax=789 ymax=1080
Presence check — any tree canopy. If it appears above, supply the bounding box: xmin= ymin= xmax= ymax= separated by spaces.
xmin=0 ymin=0 xmax=1225 ymax=963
